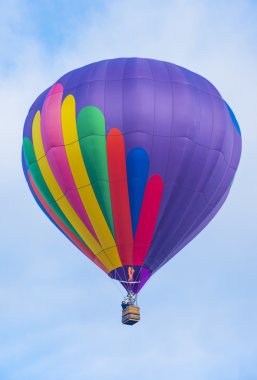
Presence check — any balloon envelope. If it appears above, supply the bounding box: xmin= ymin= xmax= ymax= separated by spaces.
xmin=22 ymin=58 xmax=242 ymax=293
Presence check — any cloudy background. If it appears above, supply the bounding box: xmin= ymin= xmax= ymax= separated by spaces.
xmin=0 ymin=1 xmax=256 ymax=379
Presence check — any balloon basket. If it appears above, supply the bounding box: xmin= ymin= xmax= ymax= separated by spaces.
xmin=122 ymin=306 xmax=140 ymax=325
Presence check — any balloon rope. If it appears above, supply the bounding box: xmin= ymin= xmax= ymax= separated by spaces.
xmin=109 ymin=274 xmax=126 ymax=298
xmin=133 ymin=266 xmax=143 ymax=293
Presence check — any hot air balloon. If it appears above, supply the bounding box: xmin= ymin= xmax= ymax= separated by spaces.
xmin=22 ymin=58 xmax=242 ymax=325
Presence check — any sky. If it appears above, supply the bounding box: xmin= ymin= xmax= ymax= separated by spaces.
xmin=0 ymin=0 xmax=257 ymax=379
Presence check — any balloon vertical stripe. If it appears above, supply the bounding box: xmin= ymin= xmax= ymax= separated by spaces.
xmin=127 ymin=148 xmax=149 ymax=236
xmin=133 ymin=175 xmax=164 ymax=266
xmin=61 ymin=97 xmax=122 ymax=269
xmin=41 ymin=84 xmax=97 ymax=239
xmin=107 ymin=129 xmax=133 ymax=266
xmin=77 ymin=106 xmax=114 ymax=235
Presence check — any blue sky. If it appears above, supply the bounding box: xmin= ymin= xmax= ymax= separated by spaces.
xmin=0 ymin=1 xmax=257 ymax=379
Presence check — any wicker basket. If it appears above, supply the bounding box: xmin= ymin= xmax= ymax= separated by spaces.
xmin=122 ymin=306 xmax=140 ymax=325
